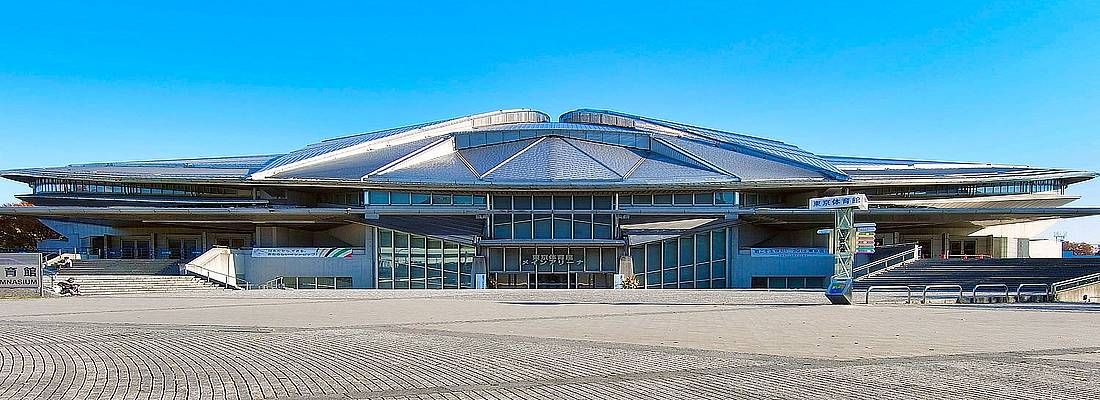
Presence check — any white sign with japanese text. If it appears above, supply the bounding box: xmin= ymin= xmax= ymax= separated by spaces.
xmin=0 ymin=253 xmax=42 ymax=290
xmin=808 ymin=194 xmax=869 ymax=210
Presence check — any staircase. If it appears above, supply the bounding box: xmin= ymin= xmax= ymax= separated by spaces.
xmin=62 ymin=259 xmax=181 ymax=275
xmin=854 ymin=258 xmax=1100 ymax=292
xmin=54 ymin=275 xmax=222 ymax=296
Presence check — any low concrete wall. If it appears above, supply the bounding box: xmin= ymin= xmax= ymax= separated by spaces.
xmin=1056 ymin=281 xmax=1100 ymax=303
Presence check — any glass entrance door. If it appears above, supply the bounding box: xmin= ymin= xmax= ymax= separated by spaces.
xmin=167 ymin=236 xmax=202 ymax=260
xmin=492 ymin=272 xmax=530 ymax=289
xmin=119 ymin=237 xmax=152 ymax=259
xmin=534 ymin=273 xmax=569 ymax=289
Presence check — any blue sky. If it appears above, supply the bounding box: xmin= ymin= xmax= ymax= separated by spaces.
xmin=1 ymin=1 xmax=1098 ymax=240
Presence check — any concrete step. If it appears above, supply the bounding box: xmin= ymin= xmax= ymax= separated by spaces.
xmin=54 ymin=274 xmax=222 ymax=296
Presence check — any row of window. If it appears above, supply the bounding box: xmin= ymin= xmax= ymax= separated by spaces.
xmin=454 ymin=128 xmax=651 ymax=151
xmin=282 ymin=276 xmax=354 ymax=289
xmin=619 ymin=192 xmax=737 ymax=207
xmin=862 ymin=179 xmax=1067 ymax=199
xmin=492 ymin=195 xmax=614 ymax=211
xmin=319 ymin=192 xmax=365 ymax=206
xmin=367 ymin=191 xmax=488 ymax=206
xmin=486 ymin=247 xmax=620 ymax=273
xmin=628 ymin=229 xmax=728 ymax=289
xmin=750 ymin=276 xmax=827 ymax=289
xmin=376 ymin=228 xmax=478 ymax=289
xmin=491 ymin=214 xmax=614 ymax=240
xmin=32 ymin=179 xmax=249 ymax=197
xmin=366 ymin=192 xmax=774 ymax=209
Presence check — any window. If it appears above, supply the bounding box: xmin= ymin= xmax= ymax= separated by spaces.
xmin=411 ymin=193 xmax=430 ymax=205
xmin=513 ymin=214 xmax=532 ymax=239
xmin=377 ymin=228 xmax=474 ymax=289
xmin=751 ymin=276 xmax=828 ymax=289
xmin=533 ymin=214 xmax=552 ymax=239
xmin=533 ymin=196 xmax=552 ymax=210
xmin=630 ymin=228 xmax=728 ymax=289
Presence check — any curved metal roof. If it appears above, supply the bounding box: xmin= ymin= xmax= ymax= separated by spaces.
xmin=247 ymin=108 xmax=841 ymax=187
xmin=2 ymin=108 xmax=1094 ymax=190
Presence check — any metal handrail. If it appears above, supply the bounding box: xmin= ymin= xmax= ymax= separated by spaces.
xmin=1014 ymin=283 xmax=1050 ymax=302
xmin=864 ymin=285 xmax=913 ymax=304
xmin=921 ymin=284 xmax=963 ymax=304
xmin=970 ymin=284 xmax=1010 ymax=302
xmin=257 ymin=276 xmax=285 ymax=290
xmin=853 ymin=245 xmax=920 ymax=278
xmin=185 ymin=261 xmax=251 ymax=289
xmin=1052 ymin=272 xmax=1100 ymax=293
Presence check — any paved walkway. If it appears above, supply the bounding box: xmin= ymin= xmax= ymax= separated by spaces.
xmin=1 ymin=290 xmax=1098 ymax=399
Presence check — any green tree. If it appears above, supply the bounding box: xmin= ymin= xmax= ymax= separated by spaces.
xmin=0 ymin=203 xmax=60 ymax=250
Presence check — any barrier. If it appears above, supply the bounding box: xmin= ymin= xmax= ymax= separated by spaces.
xmin=921 ymin=284 xmax=963 ymax=304
xmin=970 ymin=284 xmax=1010 ymax=303
xmin=1014 ymin=283 xmax=1050 ymax=302
xmin=864 ymin=285 xmax=913 ymax=304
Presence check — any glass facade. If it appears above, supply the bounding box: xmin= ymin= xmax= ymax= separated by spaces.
xmin=491 ymin=194 xmax=614 ymax=211
xmin=376 ymin=228 xmax=476 ymax=289
xmin=629 ymin=228 xmax=728 ymax=289
xmin=31 ymin=178 xmax=250 ymax=198
xmin=485 ymin=246 xmax=619 ymax=273
xmin=319 ymin=191 xmax=364 ymax=206
xmin=861 ymin=179 xmax=1067 ymax=199
xmin=282 ymin=276 xmax=354 ymax=289
xmin=366 ymin=191 xmax=488 ymax=207
xmin=620 ymin=192 xmax=736 ymax=207
xmin=491 ymin=213 xmax=614 ymax=240
xmin=751 ymin=276 xmax=827 ymax=289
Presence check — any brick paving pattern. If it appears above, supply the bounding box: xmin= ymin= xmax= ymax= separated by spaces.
xmin=0 ymin=290 xmax=1098 ymax=399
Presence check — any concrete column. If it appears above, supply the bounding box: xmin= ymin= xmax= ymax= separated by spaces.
xmin=363 ymin=225 xmax=376 ymax=289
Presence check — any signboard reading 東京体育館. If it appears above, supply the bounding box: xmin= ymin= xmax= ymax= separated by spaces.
xmin=0 ymin=253 xmax=43 ymax=293
xmin=808 ymin=194 xmax=869 ymax=211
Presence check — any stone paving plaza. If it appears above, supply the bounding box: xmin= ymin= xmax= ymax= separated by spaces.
xmin=1 ymin=289 xmax=1099 ymax=399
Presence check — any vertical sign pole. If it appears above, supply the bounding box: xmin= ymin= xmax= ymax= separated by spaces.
xmin=833 ymin=208 xmax=855 ymax=280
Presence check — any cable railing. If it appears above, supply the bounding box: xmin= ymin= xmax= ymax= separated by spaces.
xmin=853 ymin=244 xmax=921 ymax=279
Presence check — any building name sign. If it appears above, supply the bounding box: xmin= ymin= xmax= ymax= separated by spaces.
xmin=808 ymin=194 xmax=869 ymax=210
xmin=750 ymin=247 xmax=831 ymax=257
xmin=0 ymin=254 xmax=43 ymax=290
xmin=522 ymin=254 xmax=584 ymax=267
xmin=251 ymin=248 xmax=354 ymax=258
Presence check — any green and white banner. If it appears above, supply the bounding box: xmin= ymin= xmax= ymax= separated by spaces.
xmin=251 ymin=248 xmax=354 ymax=258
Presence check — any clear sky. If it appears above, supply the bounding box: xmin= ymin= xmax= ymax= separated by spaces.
xmin=1 ymin=1 xmax=1098 ymax=240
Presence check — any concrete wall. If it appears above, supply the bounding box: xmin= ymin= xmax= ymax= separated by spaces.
xmin=233 ymin=249 xmax=372 ymax=288
xmin=232 ymin=225 xmax=375 ymax=288
xmin=1029 ymin=239 xmax=1062 ymax=258
xmin=1055 ymin=281 xmax=1100 ymax=303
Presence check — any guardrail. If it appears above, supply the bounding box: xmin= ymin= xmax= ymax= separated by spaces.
xmin=864 ymin=285 xmax=913 ymax=304
xmin=1014 ymin=283 xmax=1050 ymax=302
xmin=1052 ymin=272 xmax=1100 ymax=293
xmin=921 ymin=284 xmax=963 ymax=304
xmin=970 ymin=284 xmax=1010 ymax=303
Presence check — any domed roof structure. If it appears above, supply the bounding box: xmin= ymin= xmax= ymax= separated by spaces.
xmin=248 ymin=109 xmax=849 ymax=188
